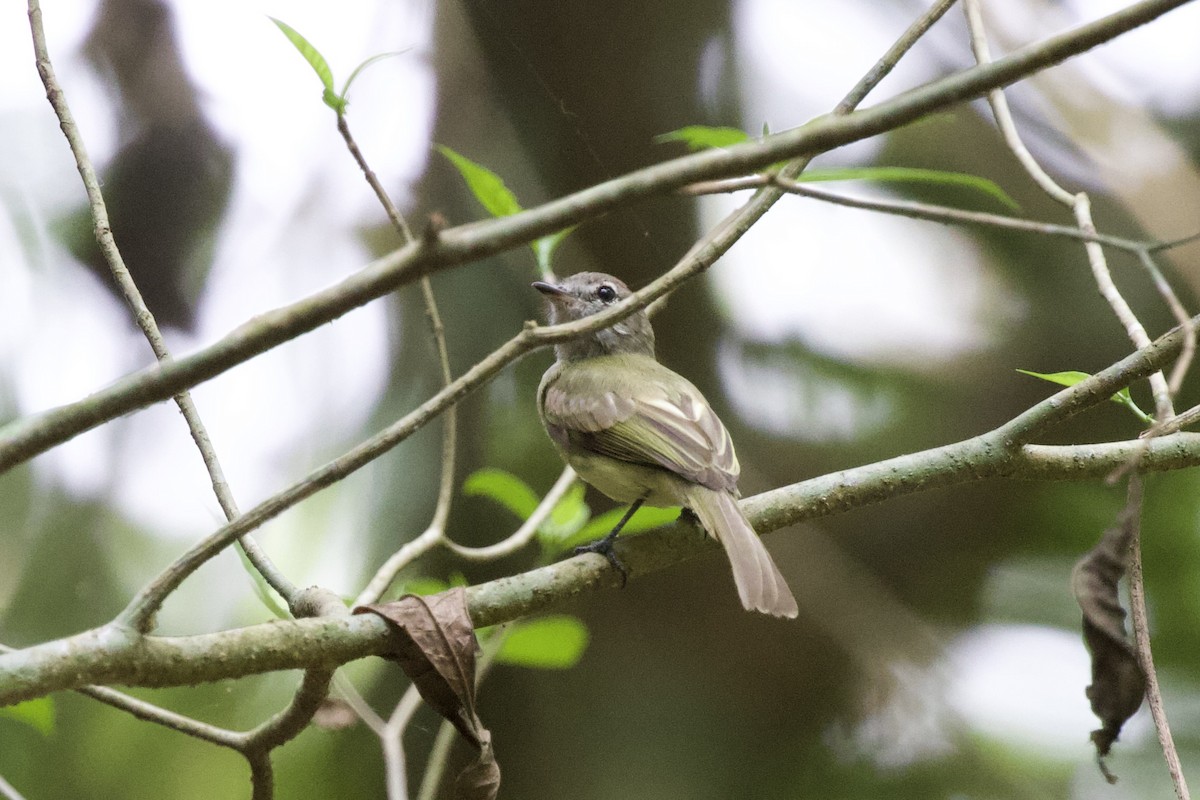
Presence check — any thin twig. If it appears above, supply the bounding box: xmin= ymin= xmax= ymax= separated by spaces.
xmin=685 ymin=174 xmax=1163 ymax=252
xmin=1135 ymin=248 xmax=1195 ymax=396
xmin=442 ymin=466 xmax=577 ymax=561
xmin=25 ymin=0 xmax=297 ymax=607
xmin=0 ymin=774 xmax=26 ymax=800
xmin=1149 ymin=403 xmax=1200 ymax=437
xmin=336 ymin=112 xmax=459 ymax=602
xmin=382 ymin=686 xmax=425 ymax=800
xmin=1126 ymin=475 xmax=1191 ymax=800
xmin=331 ymin=672 xmax=387 ymax=736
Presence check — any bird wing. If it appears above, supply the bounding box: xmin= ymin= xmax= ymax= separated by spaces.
xmin=540 ymin=355 xmax=740 ymax=493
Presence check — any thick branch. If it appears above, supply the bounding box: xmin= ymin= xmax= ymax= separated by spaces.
xmin=4 ymin=428 xmax=1200 ymax=706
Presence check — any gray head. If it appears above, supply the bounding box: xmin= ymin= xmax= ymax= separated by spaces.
xmin=533 ymin=272 xmax=656 ymax=361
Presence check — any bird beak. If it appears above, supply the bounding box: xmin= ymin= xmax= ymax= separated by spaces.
xmin=532 ymin=280 xmax=567 ymax=297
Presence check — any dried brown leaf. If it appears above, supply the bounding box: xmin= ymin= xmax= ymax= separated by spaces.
xmin=455 ymin=739 xmax=501 ymax=800
xmin=356 ymin=588 xmax=484 ymax=747
xmin=1071 ymin=493 xmax=1146 ymax=776
xmin=357 ymin=588 xmax=502 ymax=796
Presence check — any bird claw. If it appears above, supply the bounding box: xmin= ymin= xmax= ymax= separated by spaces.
xmin=574 ymin=537 xmax=628 ymax=587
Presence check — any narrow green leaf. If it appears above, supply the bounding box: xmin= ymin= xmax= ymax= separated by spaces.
xmin=0 ymin=697 xmax=55 ymax=736
xmin=1016 ymin=369 xmax=1152 ymax=423
xmin=533 ymin=227 xmax=575 ymax=279
xmin=800 ymin=166 xmax=1019 ymax=210
xmin=654 ymin=125 xmax=750 ymax=151
xmin=341 ymin=50 xmax=410 ymax=99
xmin=436 ymin=145 xmax=523 ymax=218
xmin=270 ymin=18 xmax=344 ymax=113
xmin=463 ymin=468 xmax=539 ymax=520
xmin=496 ymin=616 xmax=589 ymax=669
xmin=1016 ymin=368 xmax=1092 ymax=388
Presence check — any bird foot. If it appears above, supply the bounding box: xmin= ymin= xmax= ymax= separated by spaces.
xmin=574 ymin=536 xmax=628 ymax=587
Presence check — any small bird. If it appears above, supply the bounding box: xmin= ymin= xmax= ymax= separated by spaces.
xmin=534 ymin=272 xmax=798 ymax=618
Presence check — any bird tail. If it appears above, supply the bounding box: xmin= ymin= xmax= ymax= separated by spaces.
xmin=684 ymin=486 xmax=798 ymax=618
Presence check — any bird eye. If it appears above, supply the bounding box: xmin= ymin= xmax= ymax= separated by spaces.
xmin=596 ymin=284 xmax=617 ymax=303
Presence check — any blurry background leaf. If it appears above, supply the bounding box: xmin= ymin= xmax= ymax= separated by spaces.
xmin=654 ymin=125 xmax=750 ymax=150
xmin=798 ymin=166 xmax=1019 ymax=210
xmin=496 ymin=616 xmax=589 ymax=669
xmin=0 ymin=696 xmax=55 ymax=736
xmin=551 ymin=505 xmax=682 ymax=555
xmin=463 ymin=468 xmax=540 ymax=520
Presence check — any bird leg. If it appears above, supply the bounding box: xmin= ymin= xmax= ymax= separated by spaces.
xmin=574 ymin=497 xmax=645 ymax=586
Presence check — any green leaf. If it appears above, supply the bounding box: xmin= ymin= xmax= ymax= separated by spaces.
xmin=552 ymin=505 xmax=681 ymax=554
xmin=463 ymin=468 xmax=540 ymax=520
xmin=341 ymin=50 xmax=409 ymax=99
xmin=401 ymin=576 xmax=451 ymax=596
xmin=270 ymin=18 xmax=345 ymax=113
xmin=800 ymin=167 xmax=1019 ymax=210
xmin=0 ymin=697 xmax=55 ymax=736
xmin=496 ymin=616 xmax=589 ymax=669
xmin=1016 ymin=368 xmax=1092 ymax=389
xmin=436 ymin=145 xmax=523 ymax=218
xmin=1016 ymin=369 xmax=1152 ymax=423
xmin=536 ymin=482 xmax=591 ymax=543
xmin=533 ymin=227 xmax=575 ymax=279
xmin=654 ymin=125 xmax=750 ymax=151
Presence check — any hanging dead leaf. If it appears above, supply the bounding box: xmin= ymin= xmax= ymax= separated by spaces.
xmin=454 ymin=737 xmax=501 ymax=800
xmin=355 ymin=587 xmax=500 ymax=797
xmin=356 ymin=588 xmax=483 ymax=745
xmin=1071 ymin=484 xmax=1146 ymax=781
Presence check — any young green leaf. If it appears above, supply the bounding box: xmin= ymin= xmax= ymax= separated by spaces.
xmin=269 ymin=18 xmax=345 ymax=113
xmin=463 ymin=468 xmax=540 ymax=520
xmin=496 ymin=616 xmax=589 ymax=669
xmin=800 ymin=166 xmax=1019 ymax=210
xmin=0 ymin=696 xmax=55 ymax=736
xmin=654 ymin=125 xmax=750 ymax=151
xmin=341 ymin=50 xmax=409 ymax=99
xmin=532 ymin=227 xmax=575 ymax=279
xmin=1016 ymin=369 xmax=1152 ymax=423
xmin=436 ymin=145 xmax=523 ymax=218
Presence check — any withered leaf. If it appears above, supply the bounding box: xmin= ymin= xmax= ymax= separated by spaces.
xmin=1071 ymin=486 xmax=1146 ymax=778
xmin=356 ymin=588 xmax=501 ymax=797
xmin=356 ymin=588 xmax=484 ymax=747
xmin=455 ymin=738 xmax=501 ymax=800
